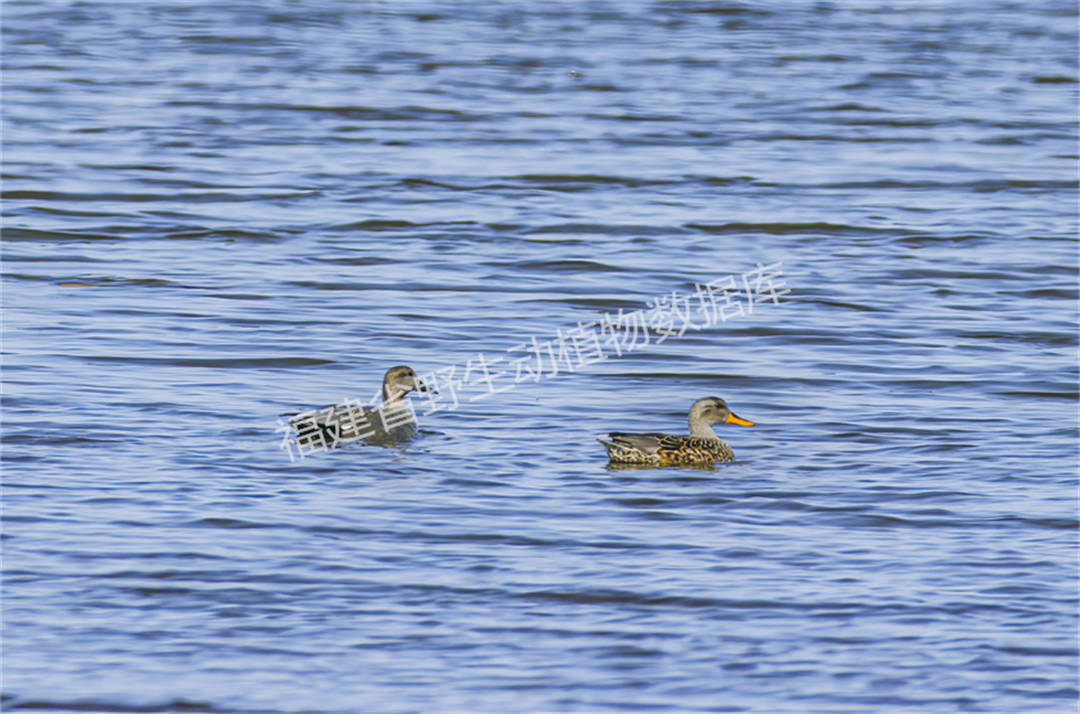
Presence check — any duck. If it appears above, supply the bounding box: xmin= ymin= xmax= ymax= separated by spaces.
xmin=598 ymin=396 xmax=754 ymax=466
xmin=288 ymin=365 xmax=432 ymax=449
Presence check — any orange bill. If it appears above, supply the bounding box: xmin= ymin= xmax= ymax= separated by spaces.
xmin=725 ymin=413 xmax=755 ymax=426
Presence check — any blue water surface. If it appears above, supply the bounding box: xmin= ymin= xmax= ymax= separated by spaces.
xmin=3 ymin=1 xmax=1077 ymax=712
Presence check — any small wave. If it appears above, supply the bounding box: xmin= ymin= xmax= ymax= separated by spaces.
xmin=2 ymin=697 xmax=233 ymax=713
xmin=507 ymin=173 xmax=679 ymax=189
xmin=1 ymin=190 xmax=307 ymax=203
xmin=82 ymin=356 xmax=334 ymax=368
xmin=508 ymin=259 xmax=629 ymax=273
xmin=685 ymin=221 xmax=908 ymax=236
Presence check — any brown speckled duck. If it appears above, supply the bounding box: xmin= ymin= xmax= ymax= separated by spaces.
xmin=598 ymin=396 xmax=754 ymax=466
xmin=289 ymin=365 xmax=431 ymax=448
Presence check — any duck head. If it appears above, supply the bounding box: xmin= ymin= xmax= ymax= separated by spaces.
xmin=382 ymin=365 xmax=432 ymax=402
xmin=688 ymin=396 xmax=754 ymax=438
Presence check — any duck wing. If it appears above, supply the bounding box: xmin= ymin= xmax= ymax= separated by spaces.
xmin=599 ymin=432 xmax=672 ymax=455
xmin=288 ymin=402 xmax=383 ymax=445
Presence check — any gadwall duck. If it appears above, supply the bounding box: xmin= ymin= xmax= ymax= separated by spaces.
xmin=598 ymin=396 xmax=754 ymax=466
xmin=289 ymin=365 xmax=431 ymax=449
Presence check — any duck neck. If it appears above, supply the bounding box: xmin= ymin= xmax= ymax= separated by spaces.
xmin=382 ymin=383 xmax=404 ymax=407
xmin=688 ymin=417 xmax=718 ymax=439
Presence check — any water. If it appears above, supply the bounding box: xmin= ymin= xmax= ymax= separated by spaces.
xmin=3 ymin=1 xmax=1077 ymax=712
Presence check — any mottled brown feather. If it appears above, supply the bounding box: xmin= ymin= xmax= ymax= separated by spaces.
xmin=600 ymin=433 xmax=735 ymax=465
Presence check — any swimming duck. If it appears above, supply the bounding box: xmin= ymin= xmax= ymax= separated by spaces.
xmin=598 ymin=396 xmax=754 ymax=466
xmin=289 ymin=365 xmax=432 ymax=449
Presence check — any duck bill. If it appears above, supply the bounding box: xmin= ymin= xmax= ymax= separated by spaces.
xmin=725 ymin=413 xmax=754 ymax=427
xmin=415 ymin=378 xmax=437 ymax=395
